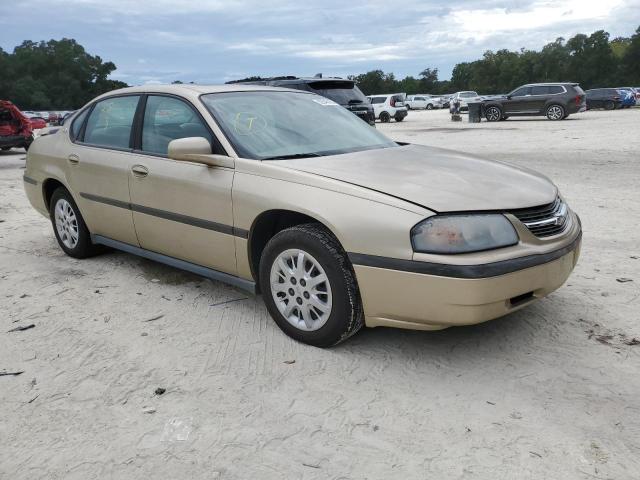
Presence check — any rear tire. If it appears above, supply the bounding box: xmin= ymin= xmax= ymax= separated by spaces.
xmin=604 ymin=100 xmax=615 ymax=110
xmin=395 ymin=115 xmax=404 ymax=122
xmin=546 ymin=104 xmax=564 ymax=121
xmin=426 ymin=104 xmax=433 ymax=110
xmin=49 ymin=187 xmax=101 ymax=259
xmin=1 ymin=147 xmax=11 ymax=151
xmin=379 ymin=112 xmax=390 ymax=123
xmin=259 ymin=224 xmax=364 ymax=347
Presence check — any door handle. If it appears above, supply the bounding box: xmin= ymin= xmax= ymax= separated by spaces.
xmin=131 ymin=165 xmax=149 ymax=177
xmin=68 ymin=154 xmax=79 ymax=165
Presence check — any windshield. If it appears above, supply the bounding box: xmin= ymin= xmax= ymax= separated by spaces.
xmin=201 ymin=91 xmax=396 ymax=160
xmin=307 ymin=81 xmax=367 ymax=105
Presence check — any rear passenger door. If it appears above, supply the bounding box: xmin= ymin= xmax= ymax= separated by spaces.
xmin=529 ymin=86 xmax=550 ymax=113
xmin=590 ymin=90 xmax=606 ymax=108
xmin=127 ymin=94 xmax=237 ymax=275
xmin=68 ymin=95 xmax=141 ymax=246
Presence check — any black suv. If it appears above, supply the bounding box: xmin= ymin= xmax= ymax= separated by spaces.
xmin=585 ymin=88 xmax=623 ymax=110
xmin=227 ymin=76 xmax=375 ymax=125
xmin=483 ymin=83 xmax=586 ymax=121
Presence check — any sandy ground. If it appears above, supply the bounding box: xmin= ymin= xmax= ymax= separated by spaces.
xmin=1 ymin=108 xmax=639 ymax=480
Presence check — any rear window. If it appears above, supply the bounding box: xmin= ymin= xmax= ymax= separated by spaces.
xmin=571 ymin=85 xmax=584 ymax=95
xmin=83 ymin=96 xmax=140 ymax=149
xmin=70 ymin=108 xmax=89 ymax=140
xmin=307 ymin=81 xmax=367 ymax=105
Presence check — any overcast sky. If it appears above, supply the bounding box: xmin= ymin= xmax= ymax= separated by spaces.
xmin=1 ymin=0 xmax=638 ymax=85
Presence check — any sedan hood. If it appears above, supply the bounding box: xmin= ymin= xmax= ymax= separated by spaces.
xmin=280 ymin=144 xmax=557 ymax=212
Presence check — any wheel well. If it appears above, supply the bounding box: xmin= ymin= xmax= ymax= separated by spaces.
xmin=248 ymin=210 xmax=325 ymax=284
xmin=42 ymin=178 xmax=66 ymax=210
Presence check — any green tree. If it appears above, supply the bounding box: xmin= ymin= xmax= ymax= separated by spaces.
xmin=418 ymin=68 xmax=439 ymax=92
xmin=0 ymin=38 xmax=128 ymax=110
xmin=621 ymin=27 xmax=640 ymax=84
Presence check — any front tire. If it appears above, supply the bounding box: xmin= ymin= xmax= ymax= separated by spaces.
xmin=604 ymin=100 xmax=615 ymax=110
xmin=426 ymin=104 xmax=433 ymax=110
xmin=546 ymin=104 xmax=564 ymax=120
xmin=49 ymin=187 xmax=101 ymax=258
xmin=485 ymin=105 xmax=502 ymax=122
xmin=259 ymin=224 xmax=363 ymax=347
xmin=379 ymin=112 xmax=390 ymax=123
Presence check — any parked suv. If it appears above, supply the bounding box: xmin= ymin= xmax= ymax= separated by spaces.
xmin=227 ymin=76 xmax=375 ymax=125
xmin=406 ymin=95 xmax=442 ymax=110
xmin=449 ymin=91 xmax=481 ymax=112
xmin=367 ymin=94 xmax=408 ymax=122
xmin=483 ymin=83 xmax=586 ymax=121
xmin=585 ymin=88 xmax=623 ymax=110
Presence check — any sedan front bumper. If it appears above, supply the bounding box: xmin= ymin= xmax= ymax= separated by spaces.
xmin=353 ymin=233 xmax=581 ymax=331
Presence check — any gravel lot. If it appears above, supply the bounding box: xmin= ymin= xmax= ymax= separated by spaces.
xmin=1 ymin=108 xmax=639 ymax=479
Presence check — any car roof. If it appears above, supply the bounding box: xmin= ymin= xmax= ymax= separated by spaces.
xmin=522 ymin=83 xmax=576 ymax=86
xmin=92 ymin=83 xmax=309 ymax=103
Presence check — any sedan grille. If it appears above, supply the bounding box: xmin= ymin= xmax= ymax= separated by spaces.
xmin=510 ymin=197 xmax=569 ymax=238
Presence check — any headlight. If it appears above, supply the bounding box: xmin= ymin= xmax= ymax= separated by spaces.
xmin=411 ymin=214 xmax=519 ymax=254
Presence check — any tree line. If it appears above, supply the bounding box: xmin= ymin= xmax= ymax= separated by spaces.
xmin=1 ymin=26 xmax=639 ymax=109
xmin=0 ymin=38 xmax=127 ymax=110
xmin=351 ymin=27 xmax=640 ymax=95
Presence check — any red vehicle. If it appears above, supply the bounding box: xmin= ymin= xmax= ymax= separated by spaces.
xmin=0 ymin=100 xmax=34 ymax=151
xmin=27 ymin=116 xmax=47 ymax=129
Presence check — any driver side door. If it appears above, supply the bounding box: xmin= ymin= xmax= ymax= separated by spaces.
xmin=128 ymin=94 xmax=237 ymax=275
xmin=504 ymin=86 xmax=532 ymax=114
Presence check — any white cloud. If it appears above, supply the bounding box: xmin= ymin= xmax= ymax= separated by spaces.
xmin=448 ymin=0 xmax=624 ymax=40
xmin=2 ymin=0 xmax=638 ymax=84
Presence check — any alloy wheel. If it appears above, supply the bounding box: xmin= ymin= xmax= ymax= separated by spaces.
xmin=54 ymin=198 xmax=79 ymax=249
xmin=269 ymin=248 xmax=333 ymax=332
xmin=547 ymin=105 xmax=564 ymax=120
xmin=486 ymin=106 xmax=501 ymax=121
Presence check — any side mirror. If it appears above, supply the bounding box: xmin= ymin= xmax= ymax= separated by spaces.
xmin=168 ymin=137 xmax=234 ymax=169
xmin=506 ymin=95 xmax=512 ymax=99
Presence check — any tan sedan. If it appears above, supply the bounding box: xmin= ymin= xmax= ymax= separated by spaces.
xmin=23 ymin=85 xmax=581 ymax=347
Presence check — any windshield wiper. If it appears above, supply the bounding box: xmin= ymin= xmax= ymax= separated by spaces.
xmin=262 ymin=153 xmax=322 ymax=160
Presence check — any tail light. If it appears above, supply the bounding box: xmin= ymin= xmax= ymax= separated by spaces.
xmin=575 ymin=95 xmax=582 ymax=106
xmin=390 ymin=97 xmax=396 ymax=107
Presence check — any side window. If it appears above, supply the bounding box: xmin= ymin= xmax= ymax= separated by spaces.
xmin=548 ymin=86 xmax=564 ymax=94
xmin=70 ymin=108 xmax=89 ymax=140
xmin=371 ymin=97 xmax=385 ymax=104
xmin=141 ymin=96 xmax=212 ymax=155
xmin=511 ymin=87 xmax=531 ymax=97
xmin=531 ymin=86 xmax=549 ymax=95
xmin=83 ymin=96 xmax=140 ymax=149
